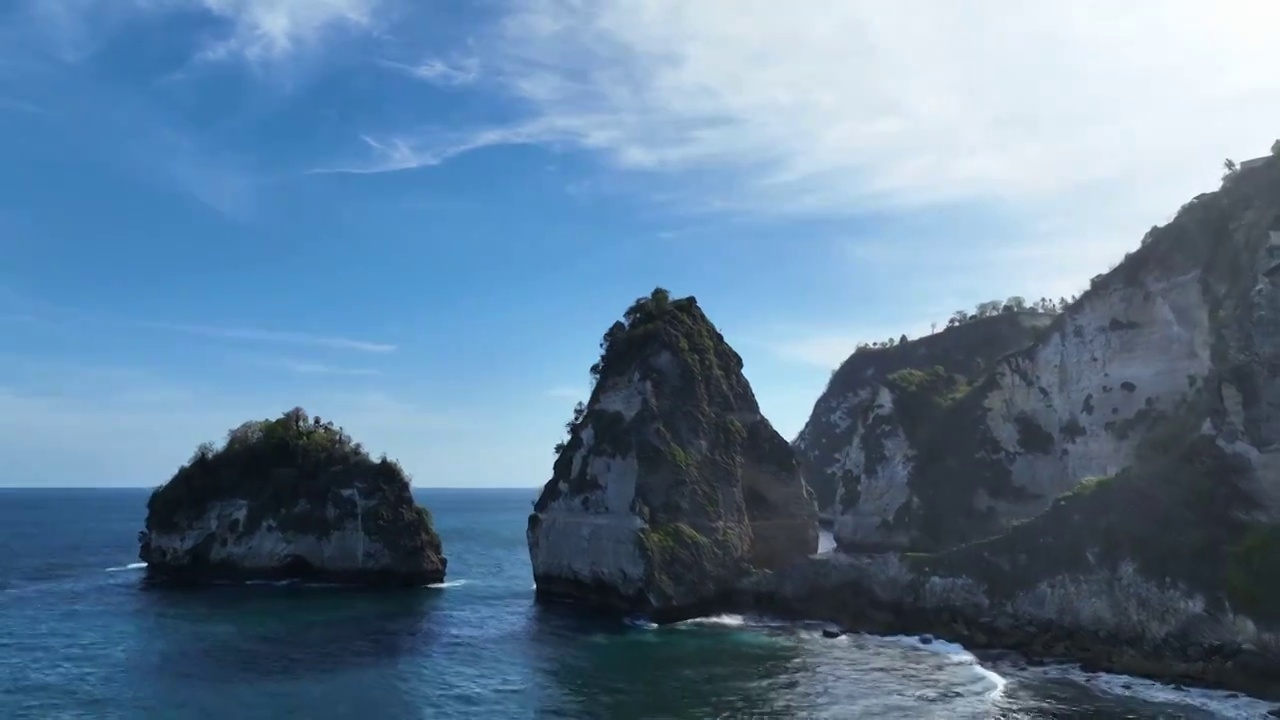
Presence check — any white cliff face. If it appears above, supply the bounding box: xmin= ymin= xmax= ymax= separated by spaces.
xmin=145 ymin=488 xmax=395 ymax=572
xmin=831 ymin=386 xmax=914 ymax=549
xmin=981 ymin=271 xmax=1213 ymax=520
xmin=818 ymin=268 xmax=1242 ymax=546
xmin=528 ymin=371 xmax=654 ymax=599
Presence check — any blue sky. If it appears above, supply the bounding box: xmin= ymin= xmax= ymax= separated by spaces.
xmin=2 ymin=1 xmax=1278 ymax=488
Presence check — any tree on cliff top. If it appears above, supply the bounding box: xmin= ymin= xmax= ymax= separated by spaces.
xmin=146 ymin=407 xmax=421 ymax=535
xmin=589 ymin=286 xmax=687 ymax=381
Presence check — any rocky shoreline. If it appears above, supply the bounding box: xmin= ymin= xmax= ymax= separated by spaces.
xmin=731 ymin=553 xmax=1280 ymax=703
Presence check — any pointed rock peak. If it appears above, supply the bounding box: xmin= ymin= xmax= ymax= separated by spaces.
xmin=528 ymin=288 xmax=817 ymax=622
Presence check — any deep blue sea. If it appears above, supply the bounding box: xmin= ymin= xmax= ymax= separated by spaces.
xmin=1 ymin=488 xmax=1275 ymax=719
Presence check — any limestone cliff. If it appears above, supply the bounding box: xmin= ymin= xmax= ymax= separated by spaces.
xmin=139 ymin=408 xmax=446 ymax=586
xmin=527 ymin=288 xmax=818 ymax=621
xmin=799 ymin=153 xmax=1280 ymax=554
xmin=793 ymin=312 xmax=1053 ymax=541
xmin=755 ymin=146 xmax=1280 ymax=696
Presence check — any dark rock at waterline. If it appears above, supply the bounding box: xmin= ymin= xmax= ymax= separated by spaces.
xmin=139 ymin=408 xmax=446 ymax=587
xmin=822 ymin=627 xmax=843 ymax=639
xmin=918 ymin=634 xmax=934 ymax=645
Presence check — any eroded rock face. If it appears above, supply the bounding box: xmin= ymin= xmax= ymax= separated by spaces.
xmin=793 ymin=313 xmax=1053 ymax=548
xmin=139 ymin=408 xmax=446 ymax=586
xmin=743 ymin=435 xmax=1280 ymax=697
xmin=753 ymin=148 xmax=1280 ymax=697
xmin=528 ymin=289 xmax=818 ymax=621
xmin=798 ymin=155 xmax=1280 ymax=553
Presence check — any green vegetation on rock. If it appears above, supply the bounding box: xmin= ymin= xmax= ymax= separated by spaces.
xmin=530 ymin=287 xmax=817 ymax=616
xmin=1227 ymin=524 xmax=1280 ymax=622
xmin=883 ymin=366 xmax=971 ymax=446
xmin=799 ymin=312 xmax=1054 ymax=515
xmin=921 ymin=392 xmax=1260 ymax=615
xmin=146 ymin=408 xmax=442 ymax=558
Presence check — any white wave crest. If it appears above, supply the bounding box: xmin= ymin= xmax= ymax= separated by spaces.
xmin=105 ymin=562 xmax=147 ymax=572
xmin=427 ymin=579 xmax=468 ymax=589
xmin=624 ymin=617 xmax=659 ymax=630
xmin=674 ymin=614 xmax=747 ymax=629
xmin=880 ymin=634 xmax=1008 ymax=699
xmin=1020 ymin=663 xmax=1277 ymax=719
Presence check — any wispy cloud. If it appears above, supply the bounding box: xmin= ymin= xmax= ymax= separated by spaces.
xmin=193 ymin=0 xmax=381 ymax=65
xmin=310 ymin=127 xmax=541 ymax=175
xmin=239 ymin=354 xmax=384 ymax=376
xmin=330 ymin=0 xmax=1280 ymax=302
xmin=134 ymin=320 xmax=397 ymax=353
xmin=377 ymin=57 xmax=479 ymax=86
xmin=1 ymin=289 xmax=398 ymax=354
xmin=19 ymin=0 xmax=380 ymax=67
xmin=469 ymin=1 xmax=1280 ymax=213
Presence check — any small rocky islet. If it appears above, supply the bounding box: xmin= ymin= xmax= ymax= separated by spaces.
xmin=139 ymin=407 xmax=446 ymax=586
xmin=140 ymin=143 xmax=1280 ymax=701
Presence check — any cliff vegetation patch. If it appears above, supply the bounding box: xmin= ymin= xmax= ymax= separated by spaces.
xmin=146 ymin=408 xmax=436 ymax=551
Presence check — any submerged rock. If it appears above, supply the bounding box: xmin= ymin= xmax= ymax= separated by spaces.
xmin=747 ymin=145 xmax=1280 ymax=699
xmin=527 ymin=288 xmax=818 ymax=622
xmin=139 ymin=408 xmax=446 ymax=586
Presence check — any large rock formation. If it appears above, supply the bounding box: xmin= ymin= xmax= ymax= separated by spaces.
xmin=528 ymin=288 xmax=818 ymax=621
xmin=139 ymin=408 xmax=446 ymax=586
xmin=794 ymin=311 xmax=1054 ymax=538
xmin=751 ymin=147 xmax=1280 ymax=696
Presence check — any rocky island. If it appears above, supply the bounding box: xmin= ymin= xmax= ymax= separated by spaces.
xmin=139 ymin=407 xmax=447 ymax=586
xmin=527 ymin=288 xmax=818 ymax=622
xmin=744 ymin=146 xmax=1280 ymax=698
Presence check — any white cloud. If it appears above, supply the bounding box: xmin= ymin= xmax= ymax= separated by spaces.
xmin=191 ymin=0 xmax=380 ymax=63
xmin=471 ymin=1 xmax=1280 ymax=214
xmin=311 ymin=127 xmax=542 ymax=175
xmin=18 ymin=0 xmax=380 ymax=66
xmin=239 ymin=354 xmax=383 ymax=376
xmin=343 ymin=0 xmax=1280 ymax=296
xmin=133 ymin=320 xmax=398 ymax=353
xmin=0 ymin=291 xmax=398 ymax=354
xmin=378 ymin=57 xmax=479 ymax=86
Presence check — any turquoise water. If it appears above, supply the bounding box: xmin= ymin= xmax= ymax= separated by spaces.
xmin=0 ymin=487 xmax=1273 ymax=719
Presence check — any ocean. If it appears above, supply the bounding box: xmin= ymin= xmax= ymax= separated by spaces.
xmin=0 ymin=487 xmax=1274 ymax=719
